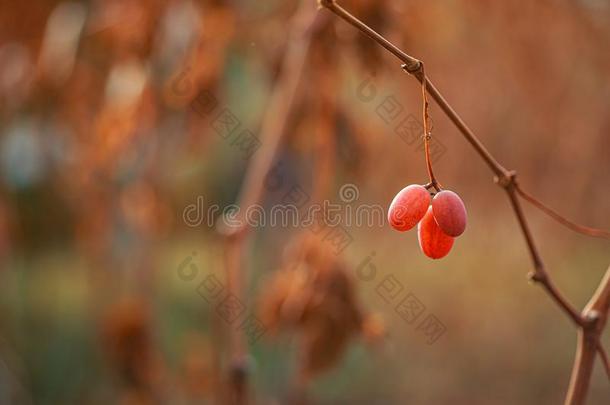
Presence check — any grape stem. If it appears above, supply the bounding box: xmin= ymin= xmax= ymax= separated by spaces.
xmin=423 ymin=181 xmax=441 ymax=193
xmin=318 ymin=1 xmax=610 ymax=403
xmin=419 ymin=62 xmax=438 ymax=189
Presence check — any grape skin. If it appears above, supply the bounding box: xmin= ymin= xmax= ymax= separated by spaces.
xmin=388 ymin=185 xmax=430 ymax=232
xmin=432 ymin=190 xmax=467 ymax=237
xmin=418 ymin=206 xmax=455 ymax=259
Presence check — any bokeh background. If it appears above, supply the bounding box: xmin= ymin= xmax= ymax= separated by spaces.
xmin=0 ymin=0 xmax=609 ymax=404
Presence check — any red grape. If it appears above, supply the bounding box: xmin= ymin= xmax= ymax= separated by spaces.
xmin=418 ymin=206 xmax=454 ymax=259
xmin=431 ymin=190 xmax=467 ymax=237
xmin=388 ymin=184 xmax=430 ymax=232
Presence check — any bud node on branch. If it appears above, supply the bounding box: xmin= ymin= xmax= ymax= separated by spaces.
xmin=582 ymin=310 xmax=601 ymax=331
xmin=494 ymin=170 xmax=518 ymax=190
xmin=401 ymin=62 xmax=423 ymax=75
xmin=528 ymin=270 xmax=546 ymax=284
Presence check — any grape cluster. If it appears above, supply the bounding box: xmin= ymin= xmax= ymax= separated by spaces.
xmin=388 ymin=185 xmax=467 ymax=259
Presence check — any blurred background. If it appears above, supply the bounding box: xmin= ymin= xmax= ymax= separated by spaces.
xmin=0 ymin=0 xmax=609 ymax=403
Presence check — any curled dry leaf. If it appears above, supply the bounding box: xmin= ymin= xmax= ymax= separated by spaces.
xmin=259 ymin=233 xmax=384 ymax=382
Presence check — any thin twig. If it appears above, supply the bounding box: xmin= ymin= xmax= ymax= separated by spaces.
xmin=317 ymin=0 xmax=420 ymax=72
xmin=516 ymin=185 xmax=610 ymax=239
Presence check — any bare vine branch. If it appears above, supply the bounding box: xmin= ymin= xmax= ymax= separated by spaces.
xmin=318 ymin=1 xmax=610 ymax=403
